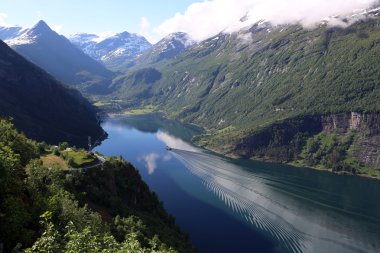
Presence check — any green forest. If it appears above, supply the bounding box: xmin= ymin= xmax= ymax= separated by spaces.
xmin=0 ymin=119 xmax=195 ymax=253
xmin=97 ymin=17 xmax=380 ymax=175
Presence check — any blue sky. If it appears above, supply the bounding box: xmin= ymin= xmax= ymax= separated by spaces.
xmin=0 ymin=0 xmax=198 ymax=41
xmin=1 ymin=0 xmax=377 ymax=43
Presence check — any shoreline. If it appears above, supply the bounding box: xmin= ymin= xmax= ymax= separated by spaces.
xmin=196 ymin=142 xmax=380 ymax=181
xmin=206 ymin=143 xmax=380 ymax=180
xmin=105 ymin=111 xmax=379 ymax=180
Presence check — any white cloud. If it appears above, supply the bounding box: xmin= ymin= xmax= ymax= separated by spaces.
xmin=156 ymin=0 xmax=379 ymax=41
xmin=92 ymin=31 xmax=115 ymax=42
xmin=163 ymin=154 xmax=172 ymax=161
xmin=139 ymin=16 xmax=161 ymax=43
xmin=139 ymin=153 xmax=160 ymax=175
xmin=0 ymin=13 xmax=12 ymax=27
xmin=51 ymin=24 xmax=63 ymax=33
xmin=139 ymin=17 xmax=150 ymax=36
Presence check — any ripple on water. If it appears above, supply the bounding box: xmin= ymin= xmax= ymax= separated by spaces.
xmin=171 ymin=149 xmax=380 ymax=253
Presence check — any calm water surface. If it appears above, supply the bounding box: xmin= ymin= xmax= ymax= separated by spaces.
xmin=95 ymin=114 xmax=380 ymax=253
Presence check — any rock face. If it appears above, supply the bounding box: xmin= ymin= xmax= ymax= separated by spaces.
xmin=321 ymin=112 xmax=379 ymax=133
xmin=322 ymin=112 xmax=380 ymax=167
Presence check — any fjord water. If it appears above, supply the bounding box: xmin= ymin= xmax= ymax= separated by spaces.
xmin=95 ymin=114 xmax=380 ymax=253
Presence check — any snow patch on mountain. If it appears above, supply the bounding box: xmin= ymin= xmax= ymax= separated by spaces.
xmin=5 ymin=34 xmax=37 ymax=46
xmin=131 ymin=32 xmax=196 ymax=66
xmin=69 ymin=31 xmax=152 ymax=68
xmin=0 ymin=26 xmax=24 ymax=40
xmin=150 ymin=32 xmax=195 ymax=58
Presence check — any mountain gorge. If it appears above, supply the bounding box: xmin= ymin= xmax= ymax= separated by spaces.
xmin=0 ymin=6 xmax=378 ymax=175
xmin=104 ymin=8 xmax=380 ymax=174
xmin=0 ymin=40 xmax=104 ymax=147
xmin=1 ymin=2 xmax=380 ymax=253
xmin=1 ymin=20 xmax=114 ymax=94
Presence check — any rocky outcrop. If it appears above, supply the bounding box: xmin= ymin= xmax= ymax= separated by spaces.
xmin=321 ymin=112 xmax=380 ymax=134
xmin=322 ymin=112 xmax=380 ymax=167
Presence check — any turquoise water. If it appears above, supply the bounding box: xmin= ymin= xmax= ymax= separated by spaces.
xmin=95 ymin=114 xmax=380 ymax=253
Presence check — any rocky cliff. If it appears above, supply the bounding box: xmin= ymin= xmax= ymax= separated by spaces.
xmin=203 ymin=112 xmax=380 ymax=170
xmin=322 ymin=112 xmax=380 ymax=167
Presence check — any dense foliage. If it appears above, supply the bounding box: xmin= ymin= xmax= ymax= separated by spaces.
xmin=0 ymin=120 xmax=195 ymax=252
xmin=297 ymin=131 xmax=380 ymax=178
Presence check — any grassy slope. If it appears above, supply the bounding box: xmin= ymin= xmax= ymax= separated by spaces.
xmin=107 ymin=17 xmax=380 ymax=132
xmin=98 ymin=16 xmax=380 ymax=176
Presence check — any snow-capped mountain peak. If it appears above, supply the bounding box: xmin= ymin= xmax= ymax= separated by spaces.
xmin=163 ymin=32 xmax=196 ymax=48
xmin=4 ymin=20 xmax=59 ymax=46
xmin=152 ymin=32 xmax=196 ymax=57
xmin=69 ymin=31 xmax=152 ymax=69
xmin=132 ymin=32 xmax=196 ymax=65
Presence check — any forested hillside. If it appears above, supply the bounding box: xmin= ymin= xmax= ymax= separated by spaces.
xmin=0 ymin=119 xmax=195 ymax=252
xmin=103 ymin=12 xmax=380 ymax=174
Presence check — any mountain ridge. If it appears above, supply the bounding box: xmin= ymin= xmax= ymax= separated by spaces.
xmin=0 ymin=26 xmax=23 ymax=40
xmin=2 ymin=20 xmax=114 ymax=94
xmin=128 ymin=32 xmax=196 ymax=68
xmin=70 ymin=31 xmax=152 ymax=70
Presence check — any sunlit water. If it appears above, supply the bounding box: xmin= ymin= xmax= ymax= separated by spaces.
xmin=95 ymin=114 xmax=380 ymax=253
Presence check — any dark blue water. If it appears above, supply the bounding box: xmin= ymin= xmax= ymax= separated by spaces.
xmin=95 ymin=114 xmax=380 ymax=253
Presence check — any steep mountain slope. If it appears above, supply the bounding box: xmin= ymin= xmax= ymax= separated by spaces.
xmin=106 ymin=9 xmax=380 ymax=172
xmin=131 ymin=32 xmax=196 ymax=66
xmin=70 ymin=31 xmax=151 ymax=70
xmin=0 ymin=40 xmax=104 ymax=147
xmin=4 ymin=20 xmax=114 ymax=94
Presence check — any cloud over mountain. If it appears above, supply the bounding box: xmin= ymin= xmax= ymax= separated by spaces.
xmin=157 ymin=0 xmax=380 ymax=41
xmin=0 ymin=13 xmax=12 ymax=27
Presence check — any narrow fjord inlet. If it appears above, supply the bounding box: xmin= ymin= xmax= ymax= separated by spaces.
xmin=1 ymin=1 xmax=380 ymax=252
xmin=95 ymin=115 xmax=380 ymax=253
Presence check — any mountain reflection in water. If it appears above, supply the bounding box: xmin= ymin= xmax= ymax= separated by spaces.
xmin=96 ymin=115 xmax=380 ymax=253
xmin=165 ymin=147 xmax=380 ymax=253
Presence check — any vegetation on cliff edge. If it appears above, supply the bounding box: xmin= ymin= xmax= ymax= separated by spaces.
xmin=0 ymin=119 xmax=195 ymax=252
